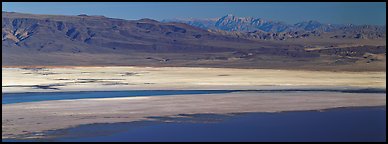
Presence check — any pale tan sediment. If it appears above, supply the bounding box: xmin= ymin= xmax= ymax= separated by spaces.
xmin=2 ymin=91 xmax=386 ymax=139
xmin=2 ymin=66 xmax=386 ymax=93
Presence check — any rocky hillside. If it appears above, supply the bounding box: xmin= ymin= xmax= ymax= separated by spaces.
xmin=2 ymin=12 xmax=253 ymax=54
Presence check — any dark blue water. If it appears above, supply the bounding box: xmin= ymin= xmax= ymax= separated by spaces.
xmin=4 ymin=106 xmax=386 ymax=142
xmin=2 ymin=90 xmax=238 ymax=104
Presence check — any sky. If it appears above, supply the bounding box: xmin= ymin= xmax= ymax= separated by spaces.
xmin=2 ymin=2 xmax=386 ymax=25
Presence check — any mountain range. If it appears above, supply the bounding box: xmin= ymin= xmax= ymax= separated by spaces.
xmin=163 ymin=14 xmax=386 ymax=40
xmin=2 ymin=12 xmax=386 ymax=71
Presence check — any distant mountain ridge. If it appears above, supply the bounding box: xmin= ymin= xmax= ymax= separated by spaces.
xmin=163 ymin=14 xmax=386 ymax=40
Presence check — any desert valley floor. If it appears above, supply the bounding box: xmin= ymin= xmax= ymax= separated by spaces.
xmin=2 ymin=66 xmax=386 ymax=141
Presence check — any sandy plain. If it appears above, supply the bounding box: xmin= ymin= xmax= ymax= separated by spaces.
xmin=2 ymin=66 xmax=386 ymax=93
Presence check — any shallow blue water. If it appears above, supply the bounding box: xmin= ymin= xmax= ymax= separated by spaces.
xmin=2 ymin=90 xmax=237 ymax=104
xmin=4 ymin=106 xmax=386 ymax=142
xmin=2 ymin=88 xmax=385 ymax=104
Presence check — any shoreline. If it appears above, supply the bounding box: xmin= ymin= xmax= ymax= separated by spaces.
xmin=2 ymin=91 xmax=386 ymax=139
xmin=2 ymin=86 xmax=386 ymax=94
xmin=4 ymin=105 xmax=386 ymax=141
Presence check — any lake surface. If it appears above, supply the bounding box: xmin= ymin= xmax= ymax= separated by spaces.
xmin=2 ymin=88 xmax=385 ymax=104
xmin=2 ymin=90 xmax=237 ymax=104
xmin=3 ymin=106 xmax=386 ymax=142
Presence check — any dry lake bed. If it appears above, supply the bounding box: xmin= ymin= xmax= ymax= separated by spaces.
xmin=2 ymin=66 xmax=386 ymax=141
